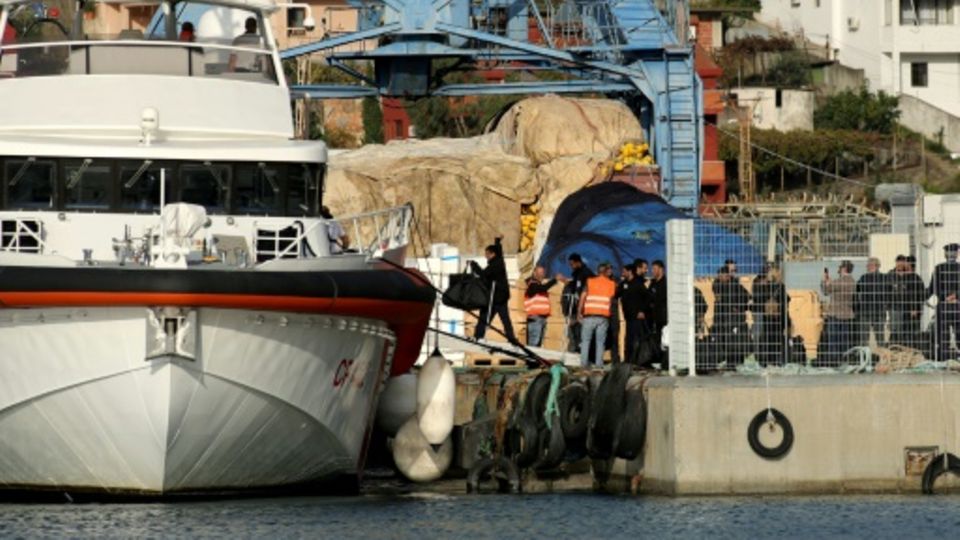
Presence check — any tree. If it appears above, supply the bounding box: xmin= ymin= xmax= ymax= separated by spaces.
xmin=362 ymin=96 xmax=384 ymax=144
xmin=814 ymin=88 xmax=900 ymax=134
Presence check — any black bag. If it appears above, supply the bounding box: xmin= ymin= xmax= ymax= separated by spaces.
xmin=442 ymin=273 xmax=490 ymax=311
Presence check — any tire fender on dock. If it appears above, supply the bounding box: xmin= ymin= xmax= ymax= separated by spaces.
xmin=587 ymin=363 xmax=632 ymax=460
xmin=392 ymin=417 xmax=453 ymax=483
xmin=558 ymin=381 xmax=590 ymax=440
xmin=922 ymin=452 xmax=960 ymax=495
xmin=466 ymin=456 xmax=520 ymax=494
xmin=416 ymin=351 xmax=456 ymax=445
xmin=377 ymin=373 xmax=418 ymax=437
xmin=747 ymin=408 xmax=794 ymax=460
xmin=613 ymin=384 xmax=646 ymax=461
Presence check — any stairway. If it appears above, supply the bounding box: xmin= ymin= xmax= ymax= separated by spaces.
xmin=583 ymin=0 xmax=703 ymax=211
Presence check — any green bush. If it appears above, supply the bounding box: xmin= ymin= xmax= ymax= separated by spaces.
xmin=814 ymin=88 xmax=900 ymax=133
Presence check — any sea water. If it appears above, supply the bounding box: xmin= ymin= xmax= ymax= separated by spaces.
xmin=1 ymin=492 xmax=958 ymax=538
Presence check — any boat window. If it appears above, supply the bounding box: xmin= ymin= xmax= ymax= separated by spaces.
xmin=235 ymin=162 xmax=281 ymax=215
xmin=5 ymin=158 xmax=56 ymax=210
xmin=180 ymin=162 xmax=229 ymax=213
xmin=287 ymin=163 xmax=320 ymax=216
xmin=65 ymin=159 xmax=112 ymax=210
xmin=119 ymin=160 xmax=171 ymax=212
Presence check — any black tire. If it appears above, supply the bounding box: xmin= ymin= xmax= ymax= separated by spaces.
xmin=507 ymin=414 xmax=541 ymax=469
xmin=747 ymin=408 xmax=794 ymax=460
xmin=922 ymin=453 xmax=960 ymax=495
xmin=613 ymin=387 xmax=647 ymax=460
xmin=524 ymin=372 xmax=554 ymax=430
xmin=558 ymin=382 xmax=590 ymax=440
xmin=535 ymin=412 xmax=566 ymax=471
xmin=466 ymin=456 xmax=521 ymax=494
xmin=587 ymin=363 xmax=632 ymax=459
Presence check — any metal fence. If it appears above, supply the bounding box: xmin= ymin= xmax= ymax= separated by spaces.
xmin=667 ymin=211 xmax=960 ymax=374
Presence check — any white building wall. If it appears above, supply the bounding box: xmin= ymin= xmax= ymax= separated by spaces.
xmin=730 ymin=87 xmax=815 ymax=131
xmin=760 ymin=0 xmax=960 ymax=120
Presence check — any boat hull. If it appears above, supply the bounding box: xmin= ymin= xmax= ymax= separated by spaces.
xmin=0 ymin=306 xmax=394 ymax=495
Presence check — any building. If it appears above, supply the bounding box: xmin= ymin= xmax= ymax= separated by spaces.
xmin=727 ymin=87 xmax=815 ymax=131
xmin=759 ymin=0 xmax=960 ymax=149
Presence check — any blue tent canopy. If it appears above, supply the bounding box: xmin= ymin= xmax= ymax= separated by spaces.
xmin=537 ymin=183 xmax=764 ymax=278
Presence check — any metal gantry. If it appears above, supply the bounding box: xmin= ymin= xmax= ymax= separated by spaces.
xmin=281 ymin=0 xmax=703 ymax=211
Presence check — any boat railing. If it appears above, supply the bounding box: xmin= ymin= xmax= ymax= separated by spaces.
xmin=0 ymin=40 xmax=277 ymax=84
xmin=0 ymin=217 xmax=45 ymax=254
xmin=269 ymin=204 xmax=414 ymax=262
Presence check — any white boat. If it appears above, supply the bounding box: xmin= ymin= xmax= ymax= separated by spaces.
xmin=0 ymin=0 xmax=434 ymax=496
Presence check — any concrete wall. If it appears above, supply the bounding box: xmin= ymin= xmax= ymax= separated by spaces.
xmin=729 ymin=87 xmax=815 ymax=131
xmin=641 ymin=374 xmax=960 ymax=494
xmin=899 ymin=94 xmax=960 ymax=153
xmin=812 ymin=62 xmax=866 ymax=95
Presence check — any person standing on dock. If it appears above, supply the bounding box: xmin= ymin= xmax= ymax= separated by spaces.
xmin=648 ymin=260 xmax=668 ymax=367
xmin=928 ymin=243 xmax=960 ymax=361
xmin=854 ymin=257 xmax=890 ymax=348
xmin=578 ymin=262 xmax=616 ymax=367
xmin=523 ymin=266 xmax=556 ymax=347
xmin=471 ymin=239 xmax=519 ymax=346
xmin=819 ymin=260 xmax=856 ymax=365
xmin=619 ymin=263 xmax=651 ymax=365
xmin=891 ymin=255 xmax=925 ymax=350
xmin=557 ymin=253 xmax=594 ymax=354
xmin=712 ymin=263 xmax=751 ymax=363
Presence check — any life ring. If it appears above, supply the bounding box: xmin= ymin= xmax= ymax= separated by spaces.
xmin=587 ymin=363 xmax=632 ymax=460
xmin=534 ymin=411 xmax=566 ymax=471
xmin=558 ymin=382 xmax=590 ymax=440
xmin=922 ymin=452 xmax=960 ymax=495
xmin=747 ymin=408 xmax=794 ymax=459
xmin=466 ymin=456 xmax=521 ymax=494
xmin=506 ymin=414 xmax=541 ymax=468
xmin=613 ymin=387 xmax=647 ymax=461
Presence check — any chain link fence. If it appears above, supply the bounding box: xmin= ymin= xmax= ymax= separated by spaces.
xmin=666 ymin=212 xmax=960 ymax=373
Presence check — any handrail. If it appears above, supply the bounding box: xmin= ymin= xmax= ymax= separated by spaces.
xmin=0 ymin=39 xmax=271 ymax=56
xmin=267 ymin=204 xmax=414 ymax=261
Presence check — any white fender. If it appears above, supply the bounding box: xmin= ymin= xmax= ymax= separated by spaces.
xmin=376 ymin=373 xmax=418 ymax=437
xmin=416 ymin=351 xmax=456 ymax=445
xmin=392 ymin=417 xmax=453 ymax=483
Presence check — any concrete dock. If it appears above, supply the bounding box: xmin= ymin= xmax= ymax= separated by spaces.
xmin=449 ymin=369 xmax=960 ymax=495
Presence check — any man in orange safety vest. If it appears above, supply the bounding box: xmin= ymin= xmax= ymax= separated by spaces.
xmin=523 ymin=265 xmax=557 ymax=347
xmin=578 ymin=262 xmax=616 ymax=367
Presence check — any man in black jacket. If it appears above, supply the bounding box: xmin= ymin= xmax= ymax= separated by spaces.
xmin=890 ymin=255 xmax=925 ymax=349
xmin=471 ymin=239 xmax=519 ymax=345
xmin=618 ymin=264 xmax=651 ymax=365
xmin=712 ymin=264 xmax=751 ymax=362
xmin=557 ymin=253 xmax=594 ymax=353
xmin=648 ymin=260 xmax=668 ymax=366
xmin=854 ymin=257 xmax=889 ymax=347
xmin=928 ymin=243 xmax=960 ymax=360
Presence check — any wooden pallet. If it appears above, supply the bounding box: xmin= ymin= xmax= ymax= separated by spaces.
xmin=464 ymin=356 xmax=523 ymax=369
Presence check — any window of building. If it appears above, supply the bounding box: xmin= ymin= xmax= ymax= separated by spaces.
xmin=911 ymin=62 xmax=928 ymax=87
xmin=885 ymin=0 xmax=893 ymax=25
xmin=65 ymin=159 xmax=112 ymax=210
xmin=775 ymin=89 xmax=783 ymax=108
xmin=901 ymin=0 xmax=955 ymax=25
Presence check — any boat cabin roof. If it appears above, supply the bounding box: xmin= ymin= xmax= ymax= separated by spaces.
xmin=0 ymin=0 xmax=280 ymax=12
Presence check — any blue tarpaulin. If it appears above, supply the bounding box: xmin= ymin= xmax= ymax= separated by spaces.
xmin=537 ymin=183 xmax=764 ymax=278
